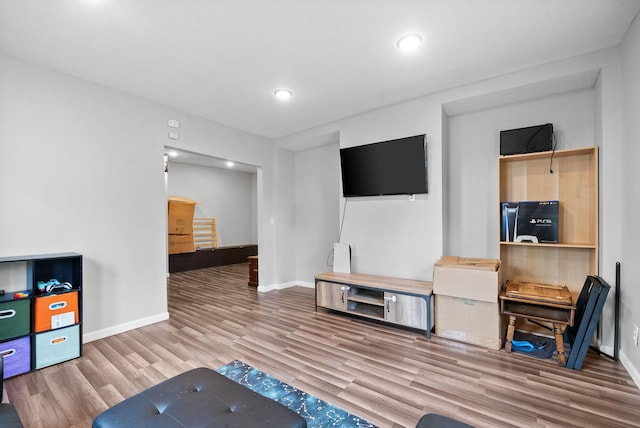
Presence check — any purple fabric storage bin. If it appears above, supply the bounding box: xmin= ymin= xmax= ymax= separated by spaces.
xmin=1 ymin=336 xmax=31 ymax=378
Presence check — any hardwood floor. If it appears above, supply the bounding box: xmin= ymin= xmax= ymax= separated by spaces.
xmin=6 ymin=263 xmax=640 ymax=427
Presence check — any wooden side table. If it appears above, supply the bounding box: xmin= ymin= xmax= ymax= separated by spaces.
xmin=499 ymin=281 xmax=575 ymax=366
xmin=248 ymin=256 xmax=258 ymax=287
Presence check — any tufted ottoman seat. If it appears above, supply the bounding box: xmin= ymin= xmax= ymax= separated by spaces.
xmin=416 ymin=413 xmax=474 ymax=428
xmin=92 ymin=367 xmax=306 ymax=428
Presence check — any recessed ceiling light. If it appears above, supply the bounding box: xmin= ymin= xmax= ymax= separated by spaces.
xmin=167 ymin=150 xmax=178 ymax=157
xmin=274 ymin=88 xmax=293 ymax=100
xmin=396 ymin=33 xmax=423 ymax=51
xmin=226 ymin=161 xmax=235 ymax=168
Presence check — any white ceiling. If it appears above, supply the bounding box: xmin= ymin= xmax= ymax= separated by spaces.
xmin=1 ymin=0 xmax=639 ymax=141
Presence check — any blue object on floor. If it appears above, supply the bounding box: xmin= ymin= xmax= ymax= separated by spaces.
xmin=511 ymin=340 xmax=535 ymax=351
xmin=512 ymin=331 xmax=556 ymax=359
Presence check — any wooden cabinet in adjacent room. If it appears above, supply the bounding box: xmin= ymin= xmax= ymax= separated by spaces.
xmin=248 ymin=255 xmax=258 ymax=287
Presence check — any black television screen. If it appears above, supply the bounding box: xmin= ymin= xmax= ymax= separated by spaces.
xmin=340 ymin=134 xmax=428 ymax=197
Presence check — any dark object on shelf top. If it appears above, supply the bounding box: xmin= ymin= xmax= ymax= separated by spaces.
xmin=500 ymin=123 xmax=553 ymax=156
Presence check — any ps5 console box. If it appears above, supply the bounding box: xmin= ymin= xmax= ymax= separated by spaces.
xmin=500 ymin=202 xmax=519 ymax=242
xmin=433 ymin=257 xmax=503 ymax=349
xmin=501 ymin=200 xmax=559 ymax=243
xmin=516 ymin=201 xmax=558 ymax=243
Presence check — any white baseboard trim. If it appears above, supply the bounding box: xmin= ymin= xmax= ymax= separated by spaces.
xmin=82 ymin=312 xmax=170 ymax=343
xmin=258 ymin=280 xmax=315 ymax=292
xmin=296 ymin=281 xmax=315 ymax=289
xmin=619 ymin=350 xmax=640 ymax=389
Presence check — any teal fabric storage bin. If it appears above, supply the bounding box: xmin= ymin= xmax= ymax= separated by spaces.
xmin=35 ymin=325 xmax=80 ymax=369
xmin=0 ymin=299 xmax=31 ymax=341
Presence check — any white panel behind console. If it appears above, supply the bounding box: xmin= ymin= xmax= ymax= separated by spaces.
xmin=333 ymin=242 xmax=351 ymax=274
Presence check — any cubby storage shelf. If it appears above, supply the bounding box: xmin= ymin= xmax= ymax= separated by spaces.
xmin=0 ymin=252 xmax=83 ymax=379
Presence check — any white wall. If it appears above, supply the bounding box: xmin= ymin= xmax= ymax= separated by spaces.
xmin=336 ymin=101 xmax=444 ymax=280
xmin=278 ymin=50 xmax=623 ymax=284
xmin=0 ymin=54 xmax=168 ymax=339
xmin=621 ymin=13 xmax=640 ymax=386
xmin=269 ymin=148 xmax=296 ymax=289
xmin=277 ymin=46 xmax=630 ymax=374
xmin=250 ymin=174 xmax=258 ymax=243
xmin=294 ymin=142 xmax=341 ymax=285
xmin=139 ymin=91 xmax=285 ymax=289
xmin=446 ymin=88 xmax=596 ymax=258
xmin=0 ymin=53 xmax=279 ymax=341
xmin=167 ymin=162 xmax=257 ymax=246
xmin=278 ymin=97 xmax=444 ymax=282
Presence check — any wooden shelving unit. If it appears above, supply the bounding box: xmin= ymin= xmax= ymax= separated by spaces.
xmin=499 ymin=147 xmax=599 ymax=298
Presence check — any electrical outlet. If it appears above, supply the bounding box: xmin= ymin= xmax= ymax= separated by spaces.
xmin=634 ymin=325 xmax=639 ymax=346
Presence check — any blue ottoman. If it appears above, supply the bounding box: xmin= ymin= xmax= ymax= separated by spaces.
xmin=416 ymin=413 xmax=474 ymax=428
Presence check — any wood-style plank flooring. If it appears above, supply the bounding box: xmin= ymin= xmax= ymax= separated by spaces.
xmin=5 ymin=263 xmax=640 ymax=427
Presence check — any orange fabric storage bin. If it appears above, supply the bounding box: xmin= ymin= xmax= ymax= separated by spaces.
xmin=34 ymin=291 xmax=79 ymax=333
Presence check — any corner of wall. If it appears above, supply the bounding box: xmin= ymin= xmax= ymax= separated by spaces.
xmin=620 ymin=350 xmax=640 ymax=389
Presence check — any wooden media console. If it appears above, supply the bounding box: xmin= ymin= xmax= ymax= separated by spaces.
xmin=315 ymin=272 xmax=434 ymax=338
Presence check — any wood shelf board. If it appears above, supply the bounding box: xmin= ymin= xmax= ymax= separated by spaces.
xmin=315 ymin=272 xmax=432 ymax=296
xmin=499 ymin=147 xmax=596 ymax=163
xmin=348 ymin=294 xmax=384 ymax=306
xmin=347 ymin=306 xmax=385 ymax=320
xmin=499 ymin=242 xmax=596 ymax=249
xmin=0 ymin=253 xmax=82 ymax=263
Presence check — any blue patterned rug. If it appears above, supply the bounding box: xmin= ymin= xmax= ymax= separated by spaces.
xmin=217 ymin=360 xmax=377 ymax=428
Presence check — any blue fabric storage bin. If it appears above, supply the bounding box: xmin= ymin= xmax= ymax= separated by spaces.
xmin=35 ymin=325 xmax=80 ymax=369
xmin=1 ymin=336 xmax=31 ymax=378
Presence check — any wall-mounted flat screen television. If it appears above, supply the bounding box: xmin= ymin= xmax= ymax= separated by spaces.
xmin=340 ymin=134 xmax=427 ymax=197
